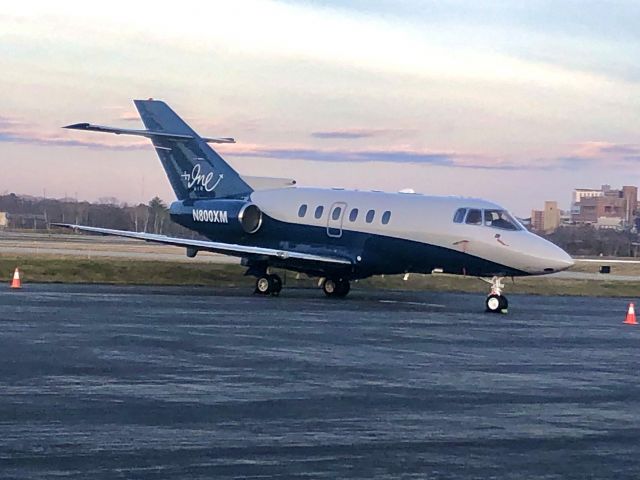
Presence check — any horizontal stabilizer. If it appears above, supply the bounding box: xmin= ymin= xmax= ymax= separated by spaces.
xmin=64 ymin=99 xmax=253 ymax=200
xmin=63 ymin=123 xmax=235 ymax=144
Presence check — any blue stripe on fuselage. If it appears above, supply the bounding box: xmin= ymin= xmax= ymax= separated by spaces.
xmin=172 ymin=211 xmax=527 ymax=279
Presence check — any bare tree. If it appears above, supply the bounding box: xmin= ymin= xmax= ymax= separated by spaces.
xmin=148 ymin=196 xmax=168 ymax=234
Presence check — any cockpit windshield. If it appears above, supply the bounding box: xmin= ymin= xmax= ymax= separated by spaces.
xmin=483 ymin=209 xmax=521 ymax=230
xmin=453 ymin=208 xmax=522 ymax=231
xmin=465 ymin=209 xmax=482 ymax=225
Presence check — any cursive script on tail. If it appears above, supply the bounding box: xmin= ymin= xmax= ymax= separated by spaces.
xmin=182 ymin=164 xmax=223 ymax=192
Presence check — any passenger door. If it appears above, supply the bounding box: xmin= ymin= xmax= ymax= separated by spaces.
xmin=327 ymin=202 xmax=347 ymax=238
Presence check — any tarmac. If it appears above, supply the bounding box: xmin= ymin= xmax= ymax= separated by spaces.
xmin=1 ymin=284 xmax=640 ymax=479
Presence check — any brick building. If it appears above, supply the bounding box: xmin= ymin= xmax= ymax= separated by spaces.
xmin=531 ymin=201 xmax=561 ymax=233
xmin=571 ymin=185 xmax=638 ymax=229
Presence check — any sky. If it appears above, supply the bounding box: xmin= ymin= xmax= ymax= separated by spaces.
xmin=1 ymin=0 xmax=639 ymax=216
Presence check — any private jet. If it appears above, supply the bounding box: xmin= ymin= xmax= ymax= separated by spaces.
xmin=56 ymin=99 xmax=574 ymax=312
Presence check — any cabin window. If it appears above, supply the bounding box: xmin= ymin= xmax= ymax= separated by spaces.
xmin=314 ymin=206 xmax=324 ymax=219
xmin=484 ymin=209 xmax=521 ymax=231
xmin=365 ymin=209 xmax=375 ymax=223
xmin=332 ymin=206 xmax=342 ymax=221
xmin=465 ymin=209 xmax=482 ymax=225
xmin=298 ymin=204 xmax=307 ymax=218
xmin=453 ymin=208 xmax=466 ymax=223
xmin=349 ymin=208 xmax=359 ymax=222
xmin=381 ymin=211 xmax=391 ymax=225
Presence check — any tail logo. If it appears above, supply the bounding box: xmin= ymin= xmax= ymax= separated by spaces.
xmin=181 ymin=164 xmax=223 ymax=193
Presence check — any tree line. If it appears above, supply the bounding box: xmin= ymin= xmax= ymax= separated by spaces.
xmin=2 ymin=193 xmax=639 ymax=256
xmin=543 ymin=226 xmax=640 ymax=257
xmin=0 ymin=193 xmax=197 ymax=237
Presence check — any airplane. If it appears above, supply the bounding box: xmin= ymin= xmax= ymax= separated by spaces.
xmin=55 ymin=99 xmax=574 ymax=313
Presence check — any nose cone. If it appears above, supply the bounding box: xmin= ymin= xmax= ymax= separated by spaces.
xmin=514 ymin=232 xmax=575 ymax=275
xmin=534 ymin=237 xmax=574 ymax=274
xmin=547 ymin=245 xmax=574 ymax=272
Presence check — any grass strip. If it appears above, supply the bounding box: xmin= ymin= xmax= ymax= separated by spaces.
xmin=2 ymin=254 xmax=640 ymax=297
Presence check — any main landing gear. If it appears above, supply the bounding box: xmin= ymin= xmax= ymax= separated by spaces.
xmin=322 ymin=278 xmax=350 ymax=298
xmin=249 ymin=264 xmax=351 ymax=299
xmin=484 ymin=276 xmax=508 ymax=313
xmin=255 ymin=274 xmax=282 ymax=296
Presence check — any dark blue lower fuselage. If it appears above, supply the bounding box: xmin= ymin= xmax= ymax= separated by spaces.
xmin=171 ymin=203 xmax=527 ymax=279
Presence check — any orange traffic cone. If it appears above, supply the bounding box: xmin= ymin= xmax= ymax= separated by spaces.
xmin=10 ymin=267 xmax=21 ymax=289
xmin=624 ymin=302 xmax=637 ymax=325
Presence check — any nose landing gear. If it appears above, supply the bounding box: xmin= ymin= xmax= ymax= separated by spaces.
xmin=484 ymin=276 xmax=508 ymax=313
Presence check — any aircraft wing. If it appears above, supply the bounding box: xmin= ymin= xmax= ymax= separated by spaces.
xmin=52 ymin=224 xmax=352 ymax=265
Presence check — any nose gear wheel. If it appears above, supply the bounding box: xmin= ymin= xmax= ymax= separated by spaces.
xmin=483 ymin=276 xmax=508 ymax=313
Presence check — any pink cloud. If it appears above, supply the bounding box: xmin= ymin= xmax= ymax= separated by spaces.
xmin=7 ymin=115 xmax=634 ymax=173
xmin=216 ymin=142 xmax=531 ymax=170
xmin=311 ymin=128 xmax=414 ymax=139
xmin=571 ymin=141 xmax=640 ymax=160
xmin=0 ymin=115 xmax=147 ymax=150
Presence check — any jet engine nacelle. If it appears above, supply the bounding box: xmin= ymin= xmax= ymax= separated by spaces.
xmin=170 ymin=199 xmax=263 ymax=235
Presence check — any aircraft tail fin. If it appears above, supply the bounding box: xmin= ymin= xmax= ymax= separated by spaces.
xmin=133 ymin=100 xmax=252 ymax=200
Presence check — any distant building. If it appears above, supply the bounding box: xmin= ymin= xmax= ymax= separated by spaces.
xmin=570 ymin=188 xmax=603 ymax=217
xmin=571 ymin=185 xmax=638 ymax=229
xmin=595 ymin=216 xmax=623 ymax=230
xmin=573 ymin=188 xmax=604 ymax=205
xmin=0 ymin=212 xmax=7 ymax=228
xmin=530 ymin=210 xmax=544 ymax=232
xmin=622 ymin=186 xmax=638 ymax=224
xmin=531 ymin=201 xmax=561 ymax=234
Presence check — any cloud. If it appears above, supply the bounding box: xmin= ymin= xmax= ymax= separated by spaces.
xmin=100 ymin=105 xmax=142 ymax=123
xmin=222 ymin=144 xmax=541 ymax=170
xmin=0 ymin=131 xmax=146 ymax=150
xmin=0 ymin=116 xmax=28 ymax=129
xmin=3 ymin=0 xmax=618 ymax=92
xmin=0 ymin=119 xmax=519 ymax=169
xmin=554 ymin=156 xmax=601 ymax=169
xmin=571 ymin=141 xmax=640 ymax=163
xmin=599 ymin=143 xmax=640 ymax=158
xmin=116 ymin=112 xmax=141 ymax=122
xmin=544 ymin=141 xmax=640 ymax=171
xmin=231 ymin=146 xmax=454 ymax=165
xmin=4 ymin=114 xmax=635 ymax=173
xmin=311 ymin=128 xmax=407 ymax=139
xmin=223 ymin=142 xmax=640 ymax=171
xmin=0 ymin=115 xmax=146 ymax=150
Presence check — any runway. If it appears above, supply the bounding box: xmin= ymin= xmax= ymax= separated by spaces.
xmin=1 ymin=285 xmax=640 ymax=479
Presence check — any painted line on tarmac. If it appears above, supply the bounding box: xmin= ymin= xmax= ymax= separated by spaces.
xmin=379 ymin=300 xmax=446 ymax=308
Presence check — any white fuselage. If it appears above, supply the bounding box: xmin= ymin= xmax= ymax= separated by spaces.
xmin=249 ymin=187 xmax=574 ymax=276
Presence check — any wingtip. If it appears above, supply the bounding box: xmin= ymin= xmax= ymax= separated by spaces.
xmin=62 ymin=123 xmax=90 ymax=130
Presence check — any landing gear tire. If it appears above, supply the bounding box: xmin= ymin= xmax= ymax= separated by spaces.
xmin=482 ymin=276 xmax=508 ymax=313
xmin=485 ymin=294 xmax=508 ymax=313
xmin=270 ymin=274 xmax=282 ymax=296
xmin=255 ymin=274 xmax=282 ymax=296
xmin=323 ymin=278 xmax=350 ymax=298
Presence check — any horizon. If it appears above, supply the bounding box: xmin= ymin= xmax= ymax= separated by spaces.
xmin=3 ymin=181 xmax=637 ymax=221
xmin=1 ymin=1 xmax=639 ymax=217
